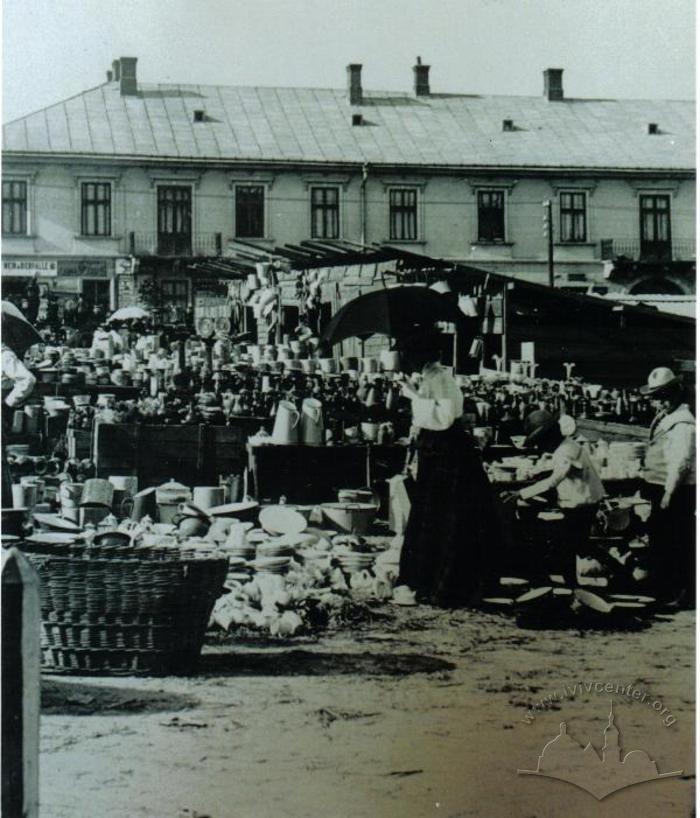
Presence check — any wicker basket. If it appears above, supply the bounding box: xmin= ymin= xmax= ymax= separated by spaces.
xmin=26 ymin=544 xmax=228 ymax=675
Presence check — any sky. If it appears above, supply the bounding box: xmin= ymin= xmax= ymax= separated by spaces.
xmin=1 ymin=0 xmax=696 ymax=123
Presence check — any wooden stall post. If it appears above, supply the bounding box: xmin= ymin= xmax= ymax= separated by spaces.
xmin=2 ymin=548 xmax=41 ymax=818
xmin=177 ymin=339 xmax=186 ymax=373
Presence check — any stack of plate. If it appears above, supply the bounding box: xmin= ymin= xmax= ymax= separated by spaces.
xmin=223 ymin=556 xmax=251 ymax=584
xmin=227 ymin=543 xmax=256 ymax=560
xmin=249 ymin=557 xmax=291 ymax=575
xmin=302 ymin=550 xmax=331 ymax=569
xmin=6 ymin=444 xmax=31 ymax=458
xmin=257 ymin=541 xmax=295 ymax=558
xmin=335 ymin=552 xmax=375 ymax=574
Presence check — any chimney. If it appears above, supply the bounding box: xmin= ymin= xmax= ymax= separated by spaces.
xmin=413 ymin=56 xmax=430 ymax=96
xmin=193 ymin=109 xmax=205 ymax=123
xmin=112 ymin=59 xmax=121 ymax=81
xmin=119 ymin=56 xmax=138 ymax=96
xmin=502 ymin=119 xmax=514 ymax=132
xmin=347 ymin=63 xmax=363 ymax=105
xmin=647 ymin=122 xmax=660 ymax=135
xmin=543 ymin=68 xmax=564 ymax=101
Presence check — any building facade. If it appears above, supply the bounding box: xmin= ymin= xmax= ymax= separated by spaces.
xmin=2 ymin=57 xmax=695 ymax=312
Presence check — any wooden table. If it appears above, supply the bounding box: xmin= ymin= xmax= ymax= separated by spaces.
xmin=94 ymin=419 xmax=271 ymax=488
xmin=248 ymin=443 xmax=407 ymax=504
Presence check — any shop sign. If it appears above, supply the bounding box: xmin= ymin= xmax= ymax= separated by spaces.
xmin=2 ymin=259 xmax=58 ymax=277
xmin=57 ymin=259 xmax=111 ymax=278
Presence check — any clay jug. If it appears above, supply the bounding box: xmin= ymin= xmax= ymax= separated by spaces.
xmin=271 ymin=400 xmax=300 ymax=445
xmin=300 ymin=398 xmax=324 ymax=446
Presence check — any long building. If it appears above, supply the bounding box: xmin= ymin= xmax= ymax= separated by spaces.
xmin=2 ymin=56 xmax=695 ymax=313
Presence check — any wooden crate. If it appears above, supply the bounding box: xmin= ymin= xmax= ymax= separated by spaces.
xmin=94 ymin=420 xmax=271 ymax=488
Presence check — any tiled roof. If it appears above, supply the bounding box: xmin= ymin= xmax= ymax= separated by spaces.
xmin=2 ymin=82 xmax=695 ymax=171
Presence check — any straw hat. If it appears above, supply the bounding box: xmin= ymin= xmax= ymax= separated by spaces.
xmin=639 ymin=367 xmax=680 ymax=396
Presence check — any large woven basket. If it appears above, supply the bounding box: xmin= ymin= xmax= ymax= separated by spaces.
xmin=26 ymin=543 xmax=228 ymax=675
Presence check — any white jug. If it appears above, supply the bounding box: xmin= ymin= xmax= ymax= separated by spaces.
xmin=271 ymin=400 xmax=300 ymax=445
xmin=193 ymin=486 xmax=226 ymax=509
xmin=318 ymin=358 xmax=337 ymax=374
xmin=361 ymin=357 xmax=377 ymax=373
xmin=301 ymin=398 xmax=324 ymax=446
xmin=361 ymin=421 xmax=379 ymax=442
xmin=379 ymin=350 xmax=400 ymax=372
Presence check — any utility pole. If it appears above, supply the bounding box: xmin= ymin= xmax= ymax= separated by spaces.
xmin=542 ymin=200 xmax=554 ymax=287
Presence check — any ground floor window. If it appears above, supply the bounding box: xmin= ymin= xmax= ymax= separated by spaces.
xmin=161 ymin=278 xmax=190 ymax=321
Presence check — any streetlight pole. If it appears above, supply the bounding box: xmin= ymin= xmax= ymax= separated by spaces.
xmin=543 ymin=200 xmax=554 ymax=287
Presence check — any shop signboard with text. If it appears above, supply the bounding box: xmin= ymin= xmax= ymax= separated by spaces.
xmin=2 ymin=259 xmax=58 ymax=277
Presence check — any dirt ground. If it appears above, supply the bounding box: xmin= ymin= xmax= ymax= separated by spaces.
xmin=39 ymin=606 xmax=694 ymax=818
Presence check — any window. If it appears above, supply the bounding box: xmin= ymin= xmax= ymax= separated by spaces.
xmin=157 ymin=186 xmax=192 ymax=255
xmin=81 ymin=182 xmax=112 ymax=236
xmin=82 ymin=280 xmax=111 ymax=311
xmin=559 ymin=191 xmax=587 ymax=242
xmin=2 ymin=180 xmax=27 ymax=235
xmin=161 ymin=279 xmax=189 ymax=320
xmin=477 ymin=190 xmax=505 ymax=242
xmin=235 ymin=185 xmax=265 ymax=238
xmin=639 ymin=194 xmax=671 ymax=260
xmin=310 ymin=187 xmax=340 ymax=239
xmin=389 ymin=188 xmax=418 ymax=240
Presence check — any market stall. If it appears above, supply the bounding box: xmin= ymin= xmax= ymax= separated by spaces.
xmin=2 ymin=273 xmax=694 ymax=678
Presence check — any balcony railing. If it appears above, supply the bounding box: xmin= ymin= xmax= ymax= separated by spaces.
xmin=123 ymin=232 xmax=224 ymax=257
xmin=600 ymin=238 xmax=695 ymax=263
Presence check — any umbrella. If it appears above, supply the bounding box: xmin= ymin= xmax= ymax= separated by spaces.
xmin=1 ymin=300 xmax=43 ymax=356
xmin=107 ymin=306 xmax=151 ymax=323
xmin=320 ymin=286 xmax=462 ymax=346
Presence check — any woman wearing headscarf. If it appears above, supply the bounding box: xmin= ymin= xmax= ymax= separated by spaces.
xmin=396 ymin=329 xmax=502 ymax=606
xmin=506 ymin=410 xmax=605 ymax=586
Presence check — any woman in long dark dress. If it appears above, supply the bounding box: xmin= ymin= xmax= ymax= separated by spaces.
xmin=396 ymin=331 xmax=502 ymax=607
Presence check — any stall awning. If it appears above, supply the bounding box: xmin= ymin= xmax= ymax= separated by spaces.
xmin=186 ymin=258 xmax=254 ymax=279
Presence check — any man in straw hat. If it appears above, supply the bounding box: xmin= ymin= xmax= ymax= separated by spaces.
xmin=639 ymin=367 xmax=695 ymax=606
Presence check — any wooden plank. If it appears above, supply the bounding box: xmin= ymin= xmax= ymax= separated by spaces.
xmin=576 ymin=418 xmax=647 ymax=443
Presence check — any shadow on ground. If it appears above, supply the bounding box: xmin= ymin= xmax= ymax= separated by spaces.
xmin=197 ymin=649 xmax=454 ymax=677
xmin=41 ymin=678 xmax=198 ymax=715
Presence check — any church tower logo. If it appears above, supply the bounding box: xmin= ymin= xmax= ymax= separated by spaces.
xmin=518 ymin=702 xmax=683 ymax=800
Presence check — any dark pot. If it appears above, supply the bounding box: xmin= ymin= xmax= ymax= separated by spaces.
xmin=1 ymin=508 xmax=26 ymax=537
